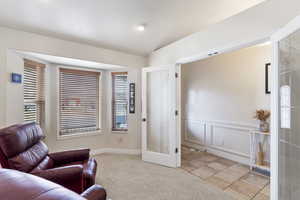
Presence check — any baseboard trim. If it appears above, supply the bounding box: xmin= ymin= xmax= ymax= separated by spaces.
xmin=183 ymin=141 xmax=250 ymax=166
xmin=206 ymin=147 xmax=250 ymax=166
xmin=91 ymin=148 xmax=141 ymax=156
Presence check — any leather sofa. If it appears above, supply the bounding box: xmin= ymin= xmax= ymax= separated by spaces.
xmin=0 ymin=168 xmax=106 ymax=200
xmin=0 ymin=122 xmax=98 ymax=193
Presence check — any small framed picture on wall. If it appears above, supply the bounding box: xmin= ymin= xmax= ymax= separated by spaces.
xmin=265 ymin=63 xmax=271 ymax=94
xmin=11 ymin=73 xmax=22 ymax=84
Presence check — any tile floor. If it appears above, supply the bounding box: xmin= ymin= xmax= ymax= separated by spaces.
xmin=181 ymin=146 xmax=270 ymax=200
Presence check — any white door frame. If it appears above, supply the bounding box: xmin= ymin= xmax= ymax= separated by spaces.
xmin=174 ymin=37 xmax=271 ymax=165
xmin=142 ymin=66 xmax=179 ymax=167
xmin=174 ymin=35 xmax=276 ymax=193
xmin=175 ymin=63 xmax=181 ymax=167
xmin=174 ymin=13 xmax=300 ymax=197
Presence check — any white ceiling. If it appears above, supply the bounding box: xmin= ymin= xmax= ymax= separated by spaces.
xmin=17 ymin=51 xmax=124 ymax=70
xmin=0 ymin=0 xmax=265 ymax=55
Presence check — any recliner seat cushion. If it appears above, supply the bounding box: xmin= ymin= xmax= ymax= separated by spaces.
xmin=9 ymin=141 xmax=51 ymax=172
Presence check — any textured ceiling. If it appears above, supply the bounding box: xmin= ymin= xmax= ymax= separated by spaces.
xmin=0 ymin=0 xmax=265 ymax=55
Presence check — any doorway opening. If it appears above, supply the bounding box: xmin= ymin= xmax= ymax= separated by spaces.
xmin=179 ymin=42 xmax=272 ymax=199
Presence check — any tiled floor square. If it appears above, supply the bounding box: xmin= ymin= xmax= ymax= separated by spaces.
xmin=224 ymin=188 xmax=250 ymax=200
xmin=229 ymin=180 xmax=261 ymax=198
xmin=198 ymin=153 xmax=220 ymax=162
xmin=207 ymin=162 xmax=228 ymax=171
xmin=241 ymin=173 xmax=269 ymax=188
xmin=228 ymin=164 xmax=250 ymax=174
xmin=190 ymin=159 xmax=206 ymax=168
xmin=205 ymin=176 xmax=231 ymax=189
xmin=184 ymin=153 xmax=204 ymax=161
xmin=190 ymin=166 xmax=217 ymax=179
xmin=214 ymin=169 xmax=245 ymax=183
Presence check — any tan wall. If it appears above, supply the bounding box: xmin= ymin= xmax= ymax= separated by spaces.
xmin=182 ymin=44 xmax=271 ymax=124
xmin=181 ymin=44 xmax=271 ymax=163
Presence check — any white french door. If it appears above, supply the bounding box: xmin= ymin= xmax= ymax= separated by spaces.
xmin=271 ymin=15 xmax=300 ymax=200
xmin=141 ymin=66 xmax=178 ymax=167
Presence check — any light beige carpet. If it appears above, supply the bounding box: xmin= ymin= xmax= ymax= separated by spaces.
xmin=94 ymin=154 xmax=234 ymax=200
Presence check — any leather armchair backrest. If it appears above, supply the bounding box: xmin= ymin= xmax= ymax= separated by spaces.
xmin=0 ymin=123 xmax=53 ymax=172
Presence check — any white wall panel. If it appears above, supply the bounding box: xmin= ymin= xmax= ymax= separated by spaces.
xmin=185 ymin=120 xmax=206 ymax=145
xmin=184 ymin=119 xmax=253 ymax=162
xmin=210 ymin=124 xmax=250 ymax=156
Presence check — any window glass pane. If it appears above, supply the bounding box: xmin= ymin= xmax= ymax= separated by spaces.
xmin=23 ymin=59 xmax=45 ymax=126
xmin=59 ymin=68 xmax=100 ymax=135
xmin=112 ymin=73 xmax=128 ymax=131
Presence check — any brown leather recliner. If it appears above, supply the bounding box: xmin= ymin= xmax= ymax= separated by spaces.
xmin=0 ymin=168 xmax=106 ymax=200
xmin=0 ymin=122 xmax=98 ymax=193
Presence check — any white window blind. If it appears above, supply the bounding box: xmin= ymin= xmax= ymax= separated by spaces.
xmin=112 ymin=72 xmax=128 ymax=131
xmin=23 ymin=59 xmax=45 ymax=126
xmin=59 ymin=68 xmax=100 ymax=136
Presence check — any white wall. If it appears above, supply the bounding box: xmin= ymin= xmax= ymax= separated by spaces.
xmin=148 ymin=0 xmax=300 ymax=66
xmin=182 ymin=44 xmax=271 ymax=163
xmin=0 ymin=27 xmax=146 ymax=152
xmin=5 ymin=51 xmax=25 ymax=125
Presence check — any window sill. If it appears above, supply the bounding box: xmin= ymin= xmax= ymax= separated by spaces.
xmin=57 ymin=130 xmax=104 ymax=140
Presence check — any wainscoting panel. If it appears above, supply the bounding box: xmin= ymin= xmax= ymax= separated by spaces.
xmin=184 ymin=120 xmax=206 ymax=145
xmin=210 ymin=125 xmax=250 ymax=157
xmin=183 ymin=119 xmax=257 ymax=164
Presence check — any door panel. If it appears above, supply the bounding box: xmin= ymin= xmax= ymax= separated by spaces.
xmin=146 ymin=70 xmax=170 ymax=154
xmin=142 ymin=66 xmax=177 ymax=167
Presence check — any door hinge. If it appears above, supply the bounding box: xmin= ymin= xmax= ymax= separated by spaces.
xmin=175 ymin=110 xmax=178 ymax=116
xmin=175 ymin=148 xmax=178 ymax=154
xmin=175 ymin=72 xmax=178 ymax=78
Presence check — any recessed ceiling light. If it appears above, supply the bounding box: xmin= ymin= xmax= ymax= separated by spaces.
xmin=136 ymin=25 xmax=146 ymax=32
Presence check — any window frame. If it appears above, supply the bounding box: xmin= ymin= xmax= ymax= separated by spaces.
xmin=57 ymin=66 xmax=103 ymax=140
xmin=23 ymin=59 xmax=46 ymax=128
xmin=111 ymin=71 xmax=129 ymax=133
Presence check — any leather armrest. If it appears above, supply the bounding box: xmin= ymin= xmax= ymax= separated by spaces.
xmin=81 ymin=185 xmax=107 ymax=200
xmin=32 ymin=165 xmax=83 ymax=188
xmin=49 ymin=149 xmax=90 ymax=165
